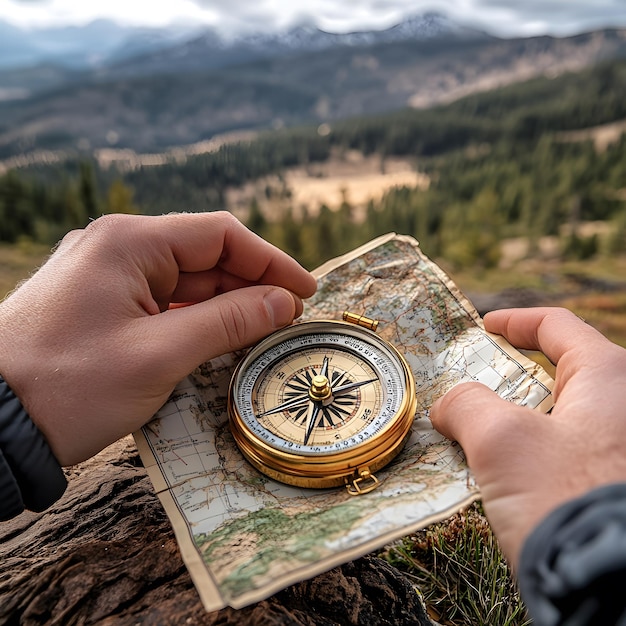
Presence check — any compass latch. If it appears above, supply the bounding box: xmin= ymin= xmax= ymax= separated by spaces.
xmin=345 ymin=467 xmax=380 ymax=496
xmin=342 ymin=311 xmax=379 ymax=332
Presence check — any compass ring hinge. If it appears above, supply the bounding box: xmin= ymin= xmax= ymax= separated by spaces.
xmin=345 ymin=467 xmax=380 ymax=496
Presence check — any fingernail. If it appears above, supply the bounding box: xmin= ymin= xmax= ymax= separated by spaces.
xmin=264 ymin=289 xmax=296 ymax=329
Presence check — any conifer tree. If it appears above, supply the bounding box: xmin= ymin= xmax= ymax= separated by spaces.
xmin=105 ymin=179 xmax=139 ymax=215
xmin=79 ymin=161 xmax=100 ymax=219
xmin=246 ymin=197 xmax=267 ymax=237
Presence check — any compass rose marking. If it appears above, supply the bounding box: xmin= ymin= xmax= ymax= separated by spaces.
xmin=255 ymin=351 xmax=381 ymax=445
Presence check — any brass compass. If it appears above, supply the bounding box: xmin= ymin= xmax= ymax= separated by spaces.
xmin=227 ymin=312 xmax=417 ymax=495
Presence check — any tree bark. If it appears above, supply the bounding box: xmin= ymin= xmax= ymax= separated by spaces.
xmin=0 ymin=437 xmax=434 ymax=625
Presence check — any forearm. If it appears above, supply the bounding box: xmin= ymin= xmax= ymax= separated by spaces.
xmin=518 ymin=482 xmax=626 ymax=625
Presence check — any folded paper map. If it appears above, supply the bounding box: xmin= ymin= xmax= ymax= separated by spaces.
xmin=134 ymin=233 xmax=554 ymax=611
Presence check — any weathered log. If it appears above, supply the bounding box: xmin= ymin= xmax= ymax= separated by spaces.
xmin=0 ymin=437 xmax=434 ymax=625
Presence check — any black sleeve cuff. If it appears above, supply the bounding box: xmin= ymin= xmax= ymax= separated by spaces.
xmin=0 ymin=375 xmax=67 ymax=519
xmin=0 ymin=446 xmax=25 ymax=520
xmin=518 ymin=482 xmax=626 ymax=625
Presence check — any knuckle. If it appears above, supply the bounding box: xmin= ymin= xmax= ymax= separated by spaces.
xmin=438 ymin=381 xmax=484 ymax=413
xmin=53 ymin=217 xmax=134 ymax=256
xmin=547 ymin=307 xmax=578 ymax=322
xmin=220 ymin=212 xmax=247 ymax=243
xmin=213 ymin=210 xmax=240 ymax=227
xmin=80 ymin=214 xmax=149 ymax=259
xmin=84 ymin=213 xmax=134 ymax=238
xmin=215 ymin=211 xmax=247 ymax=239
xmin=218 ymin=301 xmax=253 ymax=348
xmin=55 ymin=227 xmax=84 ymax=250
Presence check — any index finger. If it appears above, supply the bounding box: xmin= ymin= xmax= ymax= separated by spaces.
xmin=483 ymin=307 xmax=607 ymax=365
xmin=164 ymin=212 xmax=317 ymax=296
xmin=100 ymin=211 xmax=315 ymax=302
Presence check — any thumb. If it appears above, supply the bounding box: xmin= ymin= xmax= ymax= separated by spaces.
xmin=149 ymin=285 xmax=301 ymax=377
xmin=430 ymin=381 xmax=536 ymax=475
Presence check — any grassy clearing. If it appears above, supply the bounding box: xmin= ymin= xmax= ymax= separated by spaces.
xmin=451 ymin=253 xmax=626 ymax=348
xmin=0 ymin=241 xmax=51 ymax=299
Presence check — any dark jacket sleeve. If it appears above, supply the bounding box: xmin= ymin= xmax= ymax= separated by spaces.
xmin=518 ymin=482 xmax=626 ymax=625
xmin=0 ymin=376 xmax=67 ymax=520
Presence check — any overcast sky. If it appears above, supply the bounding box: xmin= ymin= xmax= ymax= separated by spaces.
xmin=1 ymin=0 xmax=626 ymax=38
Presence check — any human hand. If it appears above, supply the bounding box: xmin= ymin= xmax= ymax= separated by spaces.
xmin=0 ymin=212 xmax=317 ymax=466
xmin=430 ymin=307 xmax=626 ymax=568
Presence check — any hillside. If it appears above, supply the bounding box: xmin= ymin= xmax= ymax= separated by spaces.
xmin=1 ymin=26 xmax=625 ymax=160
xmin=1 ymin=54 xmax=626 ymax=348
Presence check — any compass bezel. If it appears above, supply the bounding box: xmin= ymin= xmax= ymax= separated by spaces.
xmin=227 ymin=319 xmax=417 ymax=489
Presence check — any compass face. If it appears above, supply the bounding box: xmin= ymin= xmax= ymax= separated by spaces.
xmin=229 ymin=321 xmax=412 ymax=458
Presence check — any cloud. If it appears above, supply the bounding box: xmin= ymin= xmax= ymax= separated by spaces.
xmin=470 ymin=0 xmax=626 ymax=34
xmin=1 ymin=0 xmax=625 ymax=35
xmin=0 ymin=0 xmax=220 ymax=28
xmin=186 ymin=0 xmax=426 ymax=33
xmin=184 ymin=0 xmax=626 ymax=37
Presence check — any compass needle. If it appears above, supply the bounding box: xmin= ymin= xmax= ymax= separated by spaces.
xmin=321 ymin=355 xmax=329 ymax=378
xmin=257 ymin=394 xmax=309 ymax=417
xmin=333 ymin=377 xmax=378 ymax=396
xmin=303 ymin=401 xmax=321 ymax=446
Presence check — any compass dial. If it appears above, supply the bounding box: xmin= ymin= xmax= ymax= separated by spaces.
xmin=254 ymin=347 xmax=384 ymax=444
xmin=228 ymin=319 xmax=416 ymax=491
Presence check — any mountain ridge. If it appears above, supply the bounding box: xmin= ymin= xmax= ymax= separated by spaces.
xmin=95 ymin=12 xmax=492 ymax=79
xmin=0 ymin=13 xmax=488 ymax=73
xmin=1 ymin=19 xmax=625 ymax=160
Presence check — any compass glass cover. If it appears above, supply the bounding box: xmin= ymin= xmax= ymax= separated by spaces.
xmin=230 ymin=322 xmax=410 ymax=457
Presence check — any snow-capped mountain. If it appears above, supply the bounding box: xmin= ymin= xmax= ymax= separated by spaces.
xmin=93 ymin=12 xmax=491 ymax=79
xmin=225 ymin=12 xmax=481 ymax=52
xmin=0 ymin=12 xmax=489 ymax=74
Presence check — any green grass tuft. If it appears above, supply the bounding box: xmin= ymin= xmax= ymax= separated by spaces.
xmin=380 ymin=503 xmax=531 ymax=626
